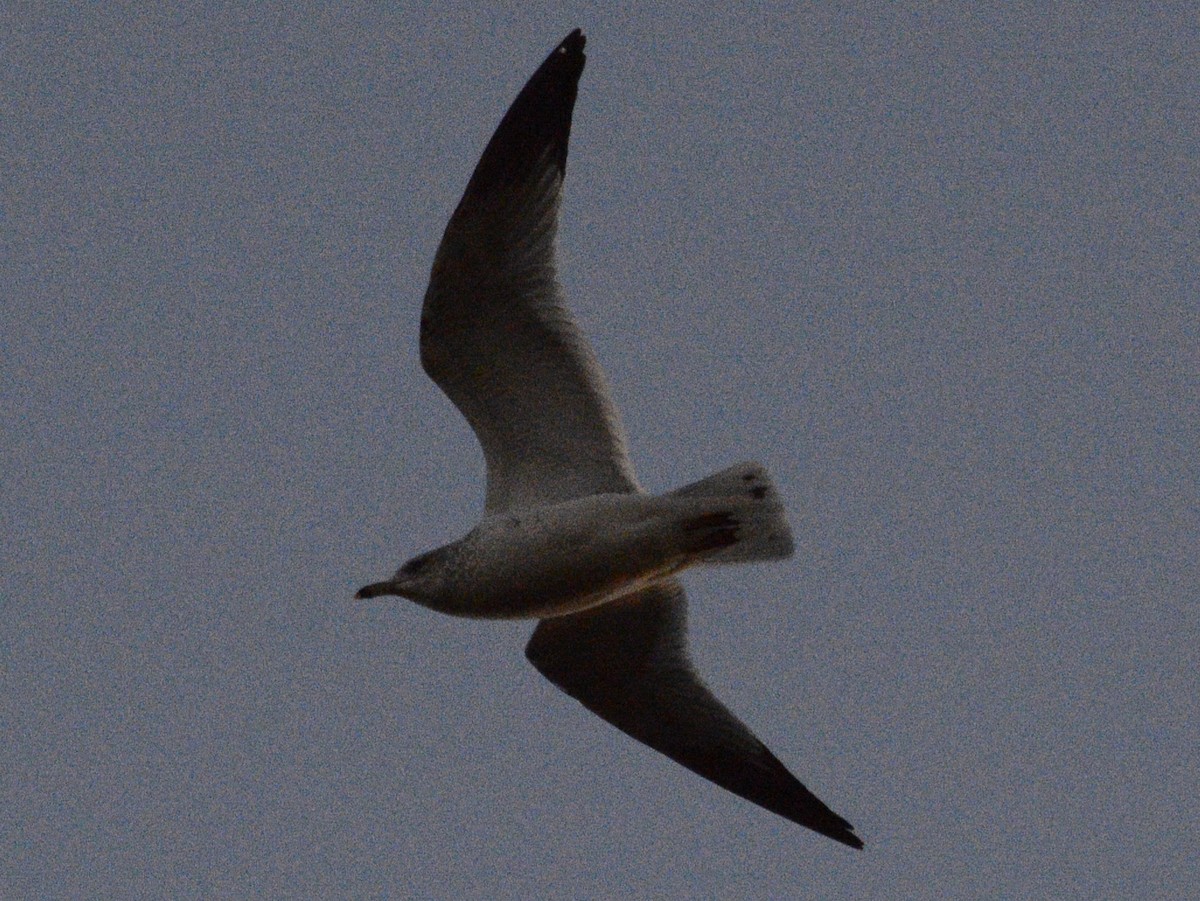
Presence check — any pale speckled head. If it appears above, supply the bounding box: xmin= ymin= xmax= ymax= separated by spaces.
xmin=355 ymin=546 xmax=453 ymax=604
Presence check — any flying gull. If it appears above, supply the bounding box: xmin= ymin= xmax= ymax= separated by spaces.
xmin=356 ymin=29 xmax=862 ymax=850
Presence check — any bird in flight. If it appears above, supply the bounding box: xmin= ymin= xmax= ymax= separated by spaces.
xmin=357 ymin=29 xmax=861 ymax=850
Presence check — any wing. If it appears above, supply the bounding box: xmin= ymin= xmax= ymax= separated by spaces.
xmin=420 ymin=29 xmax=638 ymax=513
xmin=525 ymin=580 xmax=863 ymax=849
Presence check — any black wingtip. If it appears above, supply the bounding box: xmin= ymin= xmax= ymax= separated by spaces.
xmin=560 ymin=28 xmax=585 ymax=54
xmin=828 ymin=826 xmax=865 ymax=850
xmin=452 ymin=29 xmax=588 ymax=211
xmin=750 ymin=745 xmax=863 ymax=849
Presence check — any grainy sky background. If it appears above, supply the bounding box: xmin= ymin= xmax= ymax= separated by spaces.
xmin=4 ymin=3 xmax=1197 ymax=898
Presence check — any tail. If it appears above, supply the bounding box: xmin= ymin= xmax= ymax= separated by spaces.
xmin=669 ymin=462 xmax=795 ymax=564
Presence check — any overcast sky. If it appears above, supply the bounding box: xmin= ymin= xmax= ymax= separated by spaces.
xmin=5 ymin=3 xmax=1197 ymax=899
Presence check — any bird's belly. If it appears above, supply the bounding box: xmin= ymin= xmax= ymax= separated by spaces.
xmin=445 ymin=498 xmax=684 ymax=619
xmin=478 ymin=558 xmax=684 ymax=619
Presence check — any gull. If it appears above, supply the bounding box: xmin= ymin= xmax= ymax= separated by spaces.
xmin=356 ymin=29 xmax=862 ymax=849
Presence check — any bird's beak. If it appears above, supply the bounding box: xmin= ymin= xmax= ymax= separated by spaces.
xmin=355 ymin=580 xmax=399 ymax=600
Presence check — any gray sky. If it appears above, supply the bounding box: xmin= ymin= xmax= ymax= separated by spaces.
xmin=4 ymin=3 xmax=1197 ymax=898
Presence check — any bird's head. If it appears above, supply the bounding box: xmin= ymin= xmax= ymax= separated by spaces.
xmin=355 ymin=546 xmax=452 ymax=605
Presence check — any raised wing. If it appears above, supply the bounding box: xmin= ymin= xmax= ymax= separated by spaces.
xmin=525 ymin=580 xmax=864 ymax=849
xmin=420 ymin=29 xmax=638 ymax=513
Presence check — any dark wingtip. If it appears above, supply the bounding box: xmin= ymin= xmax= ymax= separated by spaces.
xmin=755 ymin=746 xmax=863 ymax=849
xmin=453 ymin=28 xmax=588 ymax=212
xmin=561 ymin=28 xmax=585 ymax=54
xmin=830 ymin=828 xmax=865 ymax=850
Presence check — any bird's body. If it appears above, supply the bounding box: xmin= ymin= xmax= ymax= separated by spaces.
xmin=356 ymin=29 xmax=863 ymax=849
xmin=357 ymin=463 xmax=793 ymax=619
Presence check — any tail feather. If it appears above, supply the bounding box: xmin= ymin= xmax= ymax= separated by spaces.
xmin=680 ymin=511 xmax=740 ymax=554
xmin=670 ymin=463 xmax=794 ymax=564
